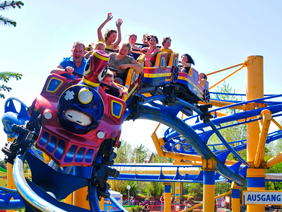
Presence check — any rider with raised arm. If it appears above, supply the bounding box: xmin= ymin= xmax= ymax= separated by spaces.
xmin=97 ymin=13 xmax=123 ymax=51
xmin=50 ymin=42 xmax=86 ymax=79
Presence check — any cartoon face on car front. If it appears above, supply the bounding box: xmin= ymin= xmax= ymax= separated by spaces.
xmin=57 ymin=85 xmax=104 ymax=134
xmin=64 ymin=109 xmax=92 ymax=126
xmin=56 ymin=50 xmax=110 ymax=134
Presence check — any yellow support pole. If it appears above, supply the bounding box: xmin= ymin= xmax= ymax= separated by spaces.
xmin=209 ymin=64 xmax=246 ymax=90
xmin=164 ymin=183 xmax=171 ymax=212
xmin=271 ymin=118 xmax=282 ymax=131
xmin=254 ymin=110 xmax=271 ymax=168
xmin=7 ymin=137 xmax=15 ymax=212
xmin=182 ymin=202 xmax=203 ymax=211
xmin=266 ymin=151 xmax=282 ymax=168
xmin=174 ymin=182 xmax=181 ymax=202
xmin=99 ymin=197 xmax=104 ymax=211
xmin=206 ymin=63 xmax=245 ymax=76
xmin=202 ymin=157 xmax=217 ymax=212
xmin=73 ymin=187 xmax=90 ymax=209
xmin=181 ymin=191 xmax=231 ymax=212
xmin=231 ymin=183 xmax=240 ymax=212
xmin=246 ymin=55 xmax=265 ymax=212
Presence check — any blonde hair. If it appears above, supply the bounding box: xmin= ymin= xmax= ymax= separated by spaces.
xmin=105 ymin=70 xmax=114 ymax=78
xmin=94 ymin=42 xmax=106 ymax=50
xmin=121 ymin=42 xmax=132 ymax=52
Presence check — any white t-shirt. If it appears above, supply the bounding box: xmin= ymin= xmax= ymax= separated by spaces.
xmin=221 ymin=199 xmax=225 ymax=208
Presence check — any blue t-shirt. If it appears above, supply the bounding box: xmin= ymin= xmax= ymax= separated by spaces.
xmin=59 ymin=56 xmax=87 ymax=80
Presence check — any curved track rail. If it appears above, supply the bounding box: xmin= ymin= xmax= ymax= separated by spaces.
xmin=0 ymin=92 xmax=281 ymax=211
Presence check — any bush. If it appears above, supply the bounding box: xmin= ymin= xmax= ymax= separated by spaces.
xmin=129 ymin=205 xmax=143 ymax=212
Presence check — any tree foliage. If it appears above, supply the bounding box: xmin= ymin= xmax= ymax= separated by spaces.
xmin=265 ymin=153 xmax=282 ymax=191
xmin=132 ymin=144 xmax=149 ymax=163
xmin=121 ymin=181 xmax=139 ymax=197
xmin=265 ymin=163 xmax=282 ymax=190
xmin=113 ymin=140 xmax=166 ymax=198
xmin=208 ymin=82 xmax=247 ymax=161
xmin=184 ymin=183 xmax=203 ymax=200
xmin=142 ymin=182 xmax=164 ymax=198
xmin=115 ymin=139 xmax=133 ymax=163
xmin=0 ymin=72 xmax=22 ymax=98
xmin=1 ymin=1 xmax=23 ymax=98
xmin=151 ymin=153 xmax=174 ymax=163
xmin=0 ymin=1 xmax=24 ymax=27
xmin=0 ymin=160 xmax=7 ymax=169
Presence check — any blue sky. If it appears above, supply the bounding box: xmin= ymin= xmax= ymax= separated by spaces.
xmin=0 ymin=0 xmax=281 ymax=158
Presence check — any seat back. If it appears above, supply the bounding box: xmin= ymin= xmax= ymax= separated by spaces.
xmin=123 ymin=54 xmax=145 ymax=93
xmin=168 ymin=53 xmax=179 ymax=67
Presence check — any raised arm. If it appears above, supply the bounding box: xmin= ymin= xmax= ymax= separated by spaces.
xmin=97 ymin=13 xmax=113 ymax=41
xmin=114 ymin=18 xmax=123 ymax=49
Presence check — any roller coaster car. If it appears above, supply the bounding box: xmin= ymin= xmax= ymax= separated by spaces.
xmin=28 ymin=50 xmax=126 ymax=167
xmin=137 ymin=52 xmax=209 ymax=104
xmin=175 ymin=67 xmax=210 ymax=104
xmin=139 ymin=52 xmax=179 ymax=95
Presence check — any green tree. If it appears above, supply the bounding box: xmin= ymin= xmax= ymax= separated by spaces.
xmin=0 ymin=72 xmax=22 ymax=98
xmin=115 ymin=139 xmax=133 ymax=163
xmin=121 ymin=181 xmax=139 ymax=197
xmin=151 ymin=152 xmax=174 ymax=163
xmin=142 ymin=182 xmax=164 ymax=198
xmin=132 ymin=144 xmax=148 ymax=163
xmin=110 ymin=140 xmax=132 ymax=192
xmin=265 ymin=154 xmax=282 ymax=191
xmin=0 ymin=160 xmax=7 ymax=169
xmin=208 ymin=82 xmax=247 ymax=160
xmin=265 ymin=119 xmax=282 ymax=157
xmin=215 ymin=183 xmax=231 ymax=196
xmin=0 ymin=1 xmax=24 ymax=27
xmin=129 ymin=205 xmax=143 ymax=212
xmin=185 ymin=183 xmax=203 ymax=200
xmin=1 ymin=1 xmax=23 ymax=98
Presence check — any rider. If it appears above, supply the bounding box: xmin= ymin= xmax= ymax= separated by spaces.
xmin=101 ymin=70 xmax=128 ymax=97
xmin=84 ymin=42 xmax=106 ymax=59
xmin=198 ymin=72 xmax=207 ymax=85
xmin=97 ymin=12 xmax=123 ymax=51
xmin=140 ymin=35 xmax=159 ymax=67
xmin=178 ymin=53 xmax=195 ymax=73
xmin=160 ymin=36 xmax=173 ymax=64
xmin=128 ymin=33 xmax=138 ymax=49
xmin=50 ymin=42 xmax=86 ymax=79
xmin=109 ymin=42 xmax=142 ymax=85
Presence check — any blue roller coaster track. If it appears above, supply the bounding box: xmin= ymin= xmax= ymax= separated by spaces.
xmin=0 ymin=90 xmax=281 ymax=211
